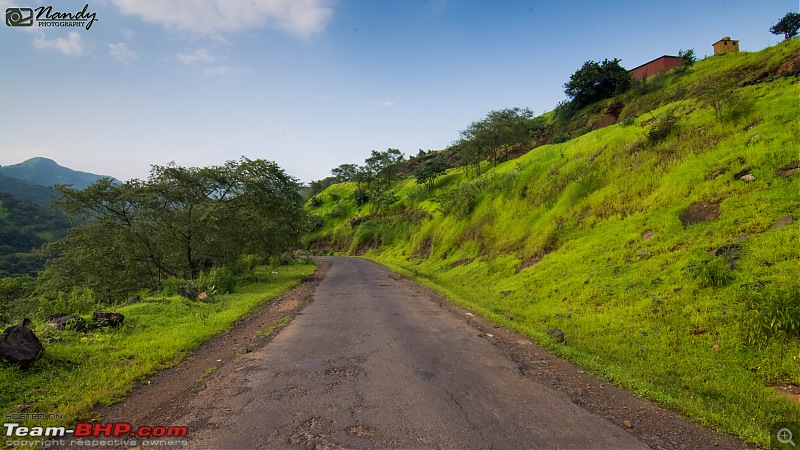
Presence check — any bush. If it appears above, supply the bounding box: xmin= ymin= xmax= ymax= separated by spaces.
xmin=688 ymin=256 xmax=735 ymax=287
xmin=646 ymin=110 xmax=678 ymax=145
xmin=231 ymin=254 xmax=261 ymax=275
xmin=742 ymin=281 xmax=800 ymax=346
xmin=198 ymin=266 xmax=236 ymax=294
xmin=439 ymin=182 xmax=480 ymax=219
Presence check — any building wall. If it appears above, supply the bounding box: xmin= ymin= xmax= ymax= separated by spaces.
xmin=714 ymin=37 xmax=739 ymax=55
xmin=629 ymin=56 xmax=683 ymax=81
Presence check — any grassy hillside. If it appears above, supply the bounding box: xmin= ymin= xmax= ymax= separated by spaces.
xmin=306 ymin=39 xmax=800 ymax=445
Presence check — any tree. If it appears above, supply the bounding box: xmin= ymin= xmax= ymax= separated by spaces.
xmin=331 ymin=163 xmax=359 ymax=182
xmin=564 ymin=58 xmax=631 ymax=110
xmin=43 ymin=158 xmax=307 ymax=302
xmin=456 ymin=107 xmax=535 ymax=175
xmin=413 ymin=157 xmax=448 ymax=191
xmin=362 ymin=148 xmax=404 ymax=192
xmin=770 ymin=12 xmax=800 ymax=40
xmin=676 ymin=49 xmax=697 ymax=73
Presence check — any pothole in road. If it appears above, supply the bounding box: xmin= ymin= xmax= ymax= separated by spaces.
xmin=347 ymin=425 xmax=376 ymax=437
xmin=417 ymin=369 xmax=435 ymax=381
xmin=325 ymin=366 xmax=363 ymax=378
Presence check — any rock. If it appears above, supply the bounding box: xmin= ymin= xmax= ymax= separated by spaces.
xmin=732 ymin=167 xmax=751 ymax=180
xmin=769 ymin=214 xmax=794 ymax=230
xmin=0 ymin=319 xmax=43 ymax=369
xmin=547 ymin=328 xmax=565 ymax=344
xmin=705 ymin=168 xmax=727 ymax=180
xmin=126 ymin=295 xmax=141 ymax=305
xmin=679 ymin=201 xmax=720 ymax=226
xmin=499 ymin=290 xmax=512 ymax=297
xmin=776 ymin=55 xmax=800 ymax=77
xmin=641 ymin=230 xmax=655 ymax=241
xmin=715 ymin=244 xmax=742 ymax=258
xmin=178 ymin=285 xmax=199 ymax=300
xmin=777 ymin=162 xmax=800 ymax=177
xmin=91 ymin=311 xmax=125 ymax=328
xmin=740 ymin=173 xmax=755 ymax=181
xmin=47 ymin=314 xmax=87 ymax=332
xmin=623 ymin=420 xmax=632 ymax=428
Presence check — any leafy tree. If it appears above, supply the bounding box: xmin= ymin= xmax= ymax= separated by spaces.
xmin=43 ymin=158 xmax=307 ymax=302
xmin=676 ymin=49 xmax=697 ymax=73
xmin=307 ymin=177 xmax=338 ymax=197
xmin=456 ymin=107 xmax=535 ymax=175
xmin=413 ymin=157 xmax=448 ymax=191
xmin=363 ymin=148 xmax=404 ymax=192
xmin=770 ymin=12 xmax=800 ymax=40
xmin=564 ymin=58 xmax=631 ymax=110
xmin=331 ymin=163 xmax=359 ymax=182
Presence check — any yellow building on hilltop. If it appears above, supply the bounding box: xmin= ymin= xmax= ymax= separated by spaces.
xmin=713 ymin=37 xmax=739 ymax=55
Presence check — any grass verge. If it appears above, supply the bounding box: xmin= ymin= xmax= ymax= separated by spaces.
xmin=0 ymin=263 xmax=315 ymax=426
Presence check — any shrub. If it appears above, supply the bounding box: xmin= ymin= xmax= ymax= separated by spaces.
xmin=439 ymin=182 xmax=480 ymax=219
xmin=688 ymin=256 xmax=735 ymax=287
xmin=742 ymin=281 xmax=800 ymax=346
xmin=198 ymin=266 xmax=236 ymax=294
xmin=646 ymin=110 xmax=678 ymax=145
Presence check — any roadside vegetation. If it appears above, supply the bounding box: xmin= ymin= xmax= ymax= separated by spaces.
xmin=0 ymin=157 xmax=316 ymax=427
xmin=305 ymin=38 xmax=800 ymax=446
xmin=0 ymin=262 xmax=314 ymax=424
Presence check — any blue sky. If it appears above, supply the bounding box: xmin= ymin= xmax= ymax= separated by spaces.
xmin=1 ymin=0 xmax=796 ymax=182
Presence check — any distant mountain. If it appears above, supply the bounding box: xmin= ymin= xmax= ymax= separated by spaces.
xmin=0 ymin=157 xmax=118 ymax=190
xmin=0 ymin=175 xmax=58 ymax=206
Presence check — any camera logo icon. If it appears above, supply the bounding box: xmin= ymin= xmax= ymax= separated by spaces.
xmin=6 ymin=7 xmax=34 ymax=27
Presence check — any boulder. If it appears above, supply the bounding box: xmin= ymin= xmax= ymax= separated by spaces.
xmin=770 ymin=214 xmax=794 ymax=230
xmin=91 ymin=311 xmax=125 ymax=328
xmin=46 ymin=313 xmax=87 ymax=332
xmin=0 ymin=319 xmax=43 ymax=369
xmin=679 ymin=201 xmax=720 ymax=226
xmin=547 ymin=328 xmax=566 ymax=344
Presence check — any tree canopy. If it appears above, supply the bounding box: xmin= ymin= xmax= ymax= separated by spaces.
xmin=42 ymin=158 xmax=308 ymax=301
xmin=563 ymin=58 xmax=631 ymax=110
xmin=770 ymin=12 xmax=800 ymax=40
xmin=413 ymin=157 xmax=448 ymax=190
xmin=456 ymin=107 xmax=537 ymax=176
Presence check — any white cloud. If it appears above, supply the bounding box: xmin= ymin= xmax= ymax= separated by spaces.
xmin=33 ymin=31 xmax=85 ymax=56
xmin=178 ymin=48 xmax=216 ymax=64
xmin=110 ymin=0 xmax=333 ymax=37
xmin=108 ymin=42 xmax=139 ymax=64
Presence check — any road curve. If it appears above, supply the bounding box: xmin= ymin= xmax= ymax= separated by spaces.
xmin=180 ymin=257 xmax=647 ymax=449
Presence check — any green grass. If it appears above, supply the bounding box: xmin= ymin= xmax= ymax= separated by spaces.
xmin=306 ymin=39 xmax=800 ymax=446
xmin=0 ymin=263 xmax=315 ymax=425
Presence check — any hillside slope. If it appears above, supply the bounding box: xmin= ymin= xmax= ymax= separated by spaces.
xmin=306 ymin=39 xmax=800 ymax=445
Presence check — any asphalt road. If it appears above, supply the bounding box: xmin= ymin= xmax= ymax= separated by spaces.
xmin=180 ymin=257 xmax=647 ymax=449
